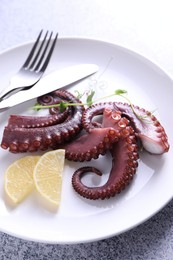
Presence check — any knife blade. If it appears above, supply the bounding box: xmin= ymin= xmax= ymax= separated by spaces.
xmin=0 ymin=63 xmax=98 ymax=112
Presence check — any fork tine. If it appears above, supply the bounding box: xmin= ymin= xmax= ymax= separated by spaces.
xmin=22 ymin=30 xmax=43 ymax=68
xmin=35 ymin=32 xmax=58 ymax=72
xmin=28 ymin=31 xmax=49 ymax=70
xmin=0 ymin=30 xmax=58 ymax=102
xmin=33 ymin=31 xmax=53 ymax=71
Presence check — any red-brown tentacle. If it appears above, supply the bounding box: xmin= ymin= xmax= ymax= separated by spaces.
xmin=82 ymin=102 xmax=169 ymax=154
xmin=72 ymin=126 xmax=139 ymax=200
xmin=58 ymin=109 xmax=130 ymax=161
xmin=1 ymin=90 xmax=84 ymax=153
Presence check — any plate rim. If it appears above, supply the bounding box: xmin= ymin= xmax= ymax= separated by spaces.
xmin=0 ymin=36 xmax=172 ymax=244
xmin=1 ymin=35 xmax=173 ymax=83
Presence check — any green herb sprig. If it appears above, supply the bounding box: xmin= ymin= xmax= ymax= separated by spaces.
xmin=32 ymin=89 xmax=154 ymax=123
xmin=32 ymin=89 xmax=127 ymax=112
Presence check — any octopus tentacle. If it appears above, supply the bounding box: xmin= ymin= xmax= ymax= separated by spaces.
xmin=7 ymin=92 xmax=72 ymax=128
xmin=61 ymin=128 xmax=118 ymax=162
xmin=59 ymin=109 xmax=130 ymax=162
xmin=82 ymin=102 xmax=169 ymax=154
xmin=1 ymin=90 xmax=84 ymax=153
xmin=114 ymin=102 xmax=169 ymax=154
xmin=0 ymin=88 xmax=169 ymax=200
xmin=72 ymin=125 xmax=139 ymax=200
xmin=7 ymin=109 xmax=70 ymax=128
xmin=82 ymin=102 xmax=113 ymax=131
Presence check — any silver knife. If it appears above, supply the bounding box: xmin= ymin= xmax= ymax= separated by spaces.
xmin=0 ymin=63 xmax=98 ymax=112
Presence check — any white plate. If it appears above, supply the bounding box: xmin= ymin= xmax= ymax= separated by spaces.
xmin=0 ymin=38 xmax=172 ymax=244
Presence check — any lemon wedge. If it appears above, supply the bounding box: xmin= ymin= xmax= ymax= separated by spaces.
xmin=4 ymin=156 xmax=40 ymax=204
xmin=33 ymin=149 xmax=65 ymax=206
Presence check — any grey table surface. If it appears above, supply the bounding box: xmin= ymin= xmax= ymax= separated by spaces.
xmin=1 ymin=1 xmax=173 ymax=259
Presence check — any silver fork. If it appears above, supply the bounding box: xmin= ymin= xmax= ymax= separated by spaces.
xmin=0 ymin=30 xmax=58 ymax=101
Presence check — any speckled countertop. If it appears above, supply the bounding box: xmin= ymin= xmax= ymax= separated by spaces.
xmin=1 ymin=1 xmax=173 ymax=259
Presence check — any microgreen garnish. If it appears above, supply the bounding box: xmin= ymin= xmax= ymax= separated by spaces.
xmin=32 ymin=88 xmax=154 ymax=123
xmin=86 ymin=90 xmax=95 ymax=106
xmin=114 ymin=89 xmax=128 ymax=95
xmin=33 ymin=102 xmax=42 ymax=111
xmin=59 ymin=101 xmax=68 ymax=112
xmin=114 ymin=90 xmax=155 ymax=123
xmin=32 ymin=88 xmax=126 ymax=111
xmin=74 ymin=90 xmax=85 ymax=99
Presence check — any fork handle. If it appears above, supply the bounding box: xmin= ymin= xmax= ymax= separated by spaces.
xmin=0 ymin=81 xmax=26 ymax=101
